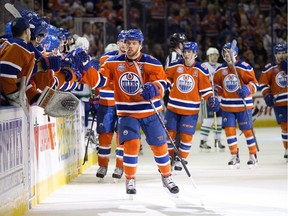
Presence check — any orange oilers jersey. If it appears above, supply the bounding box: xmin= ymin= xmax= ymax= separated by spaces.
xmin=0 ymin=38 xmax=40 ymax=103
xmin=259 ymin=63 xmax=288 ymax=107
xmin=99 ymin=53 xmax=167 ymax=118
xmin=98 ymin=50 xmax=119 ymax=106
xmin=213 ymin=60 xmax=258 ymax=112
xmin=165 ymin=60 xmax=213 ymax=115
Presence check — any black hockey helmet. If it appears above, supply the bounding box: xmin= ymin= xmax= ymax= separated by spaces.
xmin=169 ymin=33 xmax=187 ymax=48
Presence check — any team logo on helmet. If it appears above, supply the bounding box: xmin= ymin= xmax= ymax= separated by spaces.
xmin=119 ymin=72 xmax=141 ymax=95
xmin=176 ymin=74 xmax=194 ymax=93
xmin=224 ymin=74 xmax=239 ymax=92
xmin=275 ymin=71 xmax=287 ymax=88
xmin=118 ymin=64 xmax=126 ymax=72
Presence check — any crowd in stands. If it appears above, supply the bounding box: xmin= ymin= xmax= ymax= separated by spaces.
xmin=14 ymin=0 xmax=287 ymax=80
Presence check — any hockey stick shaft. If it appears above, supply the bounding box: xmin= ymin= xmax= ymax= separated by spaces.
xmin=132 ymin=61 xmax=196 ymax=185
xmin=82 ymin=109 xmax=97 ymax=165
xmin=230 ymin=40 xmax=259 ymax=151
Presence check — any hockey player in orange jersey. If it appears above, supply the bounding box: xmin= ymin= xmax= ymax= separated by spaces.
xmin=164 ymin=42 xmax=220 ymax=171
xmin=259 ymin=44 xmax=288 ymax=159
xmin=213 ymin=42 xmax=259 ymax=168
xmin=0 ymin=18 xmax=59 ymax=108
xmin=96 ymin=29 xmax=179 ymax=195
xmin=95 ymin=30 xmax=127 ymax=180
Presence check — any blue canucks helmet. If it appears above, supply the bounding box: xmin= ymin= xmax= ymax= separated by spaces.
xmin=47 ymin=24 xmax=58 ymax=36
xmin=183 ymin=42 xmax=198 ymax=53
xmin=222 ymin=42 xmax=238 ymax=58
xmin=20 ymin=10 xmax=38 ymax=21
xmin=5 ymin=22 xmax=12 ymax=35
xmin=29 ymin=17 xmax=48 ymax=39
xmin=124 ymin=29 xmax=144 ymax=43
xmin=41 ymin=35 xmax=60 ymax=52
xmin=274 ymin=44 xmax=287 ymax=54
xmin=117 ymin=30 xmax=127 ymax=40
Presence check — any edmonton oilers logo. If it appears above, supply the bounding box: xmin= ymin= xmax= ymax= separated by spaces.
xmin=275 ymin=71 xmax=287 ymax=88
xmin=119 ymin=72 xmax=140 ymax=95
xmin=224 ymin=74 xmax=239 ymax=92
xmin=176 ymin=74 xmax=194 ymax=93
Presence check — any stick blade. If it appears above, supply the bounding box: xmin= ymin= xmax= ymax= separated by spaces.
xmin=230 ymin=39 xmax=237 ymax=56
xmin=5 ymin=3 xmax=22 ymax=18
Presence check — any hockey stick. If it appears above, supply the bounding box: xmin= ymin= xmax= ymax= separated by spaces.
xmin=230 ymin=40 xmax=259 ymax=152
xmin=133 ymin=61 xmax=197 ymax=188
xmin=5 ymin=3 xmax=22 ymax=18
xmin=82 ymin=108 xmax=97 ymax=165
xmin=206 ymin=64 xmax=219 ymax=151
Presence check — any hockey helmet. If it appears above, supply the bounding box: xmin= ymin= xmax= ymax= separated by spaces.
xmin=183 ymin=42 xmax=198 ymax=53
xmin=169 ymin=33 xmax=187 ymax=48
xmin=222 ymin=42 xmax=238 ymax=58
xmin=117 ymin=30 xmax=127 ymax=41
xmin=206 ymin=47 xmax=219 ymax=56
xmin=105 ymin=43 xmax=118 ymax=52
xmin=274 ymin=44 xmax=287 ymax=54
xmin=124 ymin=29 xmax=144 ymax=43
xmin=29 ymin=17 xmax=48 ymax=39
xmin=42 ymin=35 xmax=60 ymax=52
xmin=75 ymin=37 xmax=90 ymax=51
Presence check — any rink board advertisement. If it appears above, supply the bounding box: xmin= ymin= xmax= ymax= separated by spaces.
xmin=0 ymin=92 xmax=278 ymax=216
xmin=0 ymin=107 xmax=28 ymax=215
xmin=0 ymin=103 xmax=97 ymax=216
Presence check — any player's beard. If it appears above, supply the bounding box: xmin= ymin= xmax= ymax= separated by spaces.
xmin=126 ymin=46 xmax=141 ymax=60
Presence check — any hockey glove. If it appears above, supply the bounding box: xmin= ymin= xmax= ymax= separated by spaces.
xmin=60 ymin=67 xmax=74 ymax=82
xmin=207 ymin=96 xmax=220 ymax=112
xmin=264 ymin=94 xmax=274 ymax=107
xmin=237 ymin=85 xmax=250 ymax=99
xmin=40 ymin=56 xmax=61 ymax=72
xmin=140 ymin=83 xmax=160 ymax=100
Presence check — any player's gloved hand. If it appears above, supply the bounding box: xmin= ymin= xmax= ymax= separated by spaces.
xmin=264 ymin=94 xmax=274 ymax=107
xmin=140 ymin=83 xmax=160 ymax=100
xmin=207 ymin=96 xmax=220 ymax=112
xmin=89 ymin=95 xmax=100 ymax=113
xmin=40 ymin=56 xmax=61 ymax=71
xmin=60 ymin=67 xmax=74 ymax=82
xmin=90 ymin=59 xmax=100 ymax=70
xmin=237 ymin=85 xmax=250 ymax=99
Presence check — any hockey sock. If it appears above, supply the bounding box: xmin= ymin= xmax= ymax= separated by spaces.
xmin=97 ymin=132 xmax=114 ymax=167
xmin=242 ymin=129 xmax=257 ymax=155
xmin=200 ymin=118 xmax=213 ymax=141
xmin=115 ymin=132 xmax=123 ymax=168
xmin=150 ymin=144 xmax=171 ymax=177
xmin=280 ymin=122 xmax=288 ymax=149
xmin=179 ymin=133 xmax=193 ymax=159
xmin=224 ymin=126 xmax=238 ymax=154
xmin=214 ymin=117 xmax=222 ymax=140
xmin=167 ymin=129 xmax=177 ymax=158
xmin=123 ymin=139 xmax=141 ymax=179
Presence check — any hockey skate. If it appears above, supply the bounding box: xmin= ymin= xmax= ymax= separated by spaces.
xmin=247 ymin=154 xmax=258 ymax=169
xmin=215 ymin=140 xmax=225 ymax=149
xmin=126 ymin=178 xmax=136 ymax=198
xmin=161 ymin=175 xmax=179 ymax=195
xmin=284 ymin=149 xmax=288 ymax=160
xmin=173 ymin=158 xmax=188 ymax=171
xmin=112 ymin=167 xmax=124 ymax=179
xmin=200 ymin=140 xmax=211 ymax=150
xmin=228 ymin=154 xmax=240 ymax=169
xmin=96 ymin=166 xmax=107 ymax=179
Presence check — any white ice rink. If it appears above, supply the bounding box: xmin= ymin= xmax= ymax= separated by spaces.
xmin=24 ymin=127 xmax=287 ymax=216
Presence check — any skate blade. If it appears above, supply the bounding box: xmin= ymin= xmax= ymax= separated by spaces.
xmin=163 ymin=187 xmax=179 ymax=198
xmin=248 ymin=163 xmax=258 ymax=169
xmin=128 ymin=194 xmax=135 ymax=200
xmin=97 ymin=177 xmax=105 ymax=183
xmin=229 ymin=164 xmax=240 ymax=170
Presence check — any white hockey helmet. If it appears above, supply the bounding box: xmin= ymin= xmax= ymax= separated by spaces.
xmin=105 ymin=43 xmax=118 ymax=53
xmin=206 ymin=47 xmax=219 ymax=56
xmin=75 ymin=37 xmax=90 ymax=51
